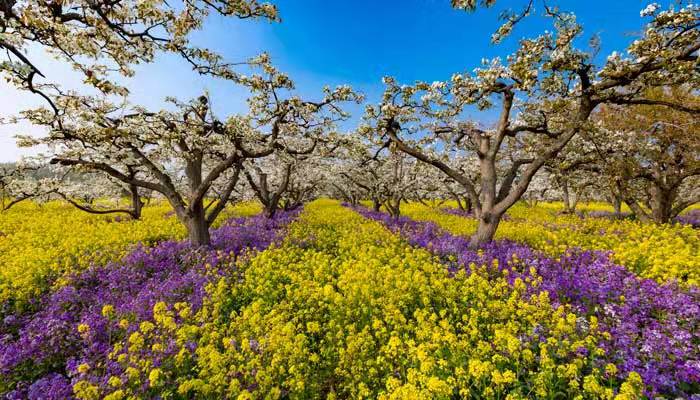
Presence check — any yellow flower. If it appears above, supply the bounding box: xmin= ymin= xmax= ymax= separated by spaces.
xmin=425 ymin=376 xmax=450 ymax=394
xmin=107 ymin=376 xmax=122 ymax=387
xmin=77 ymin=363 xmax=90 ymax=374
xmin=125 ymin=366 xmax=140 ymax=381
xmin=605 ymin=363 xmax=618 ymax=376
xmin=615 ymin=372 xmax=644 ymax=400
xmin=103 ymin=390 xmax=125 ymax=400
xmin=101 ymin=304 xmax=115 ymax=318
xmin=148 ymin=368 xmax=164 ymax=387
xmin=139 ymin=321 xmax=155 ymax=333
xmin=73 ymin=380 xmax=100 ymax=400
xmin=493 ymin=369 xmax=516 ymax=385
xmin=306 ymin=321 xmax=321 ymax=334
xmin=77 ymin=323 xmax=90 ymax=334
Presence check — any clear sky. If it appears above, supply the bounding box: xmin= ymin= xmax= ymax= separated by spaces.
xmin=0 ymin=0 xmax=654 ymax=161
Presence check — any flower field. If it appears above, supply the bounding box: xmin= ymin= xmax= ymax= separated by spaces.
xmin=0 ymin=199 xmax=698 ymax=399
xmin=0 ymin=202 xmax=261 ymax=315
xmin=400 ymin=202 xmax=700 ymax=286
xmin=2 ymin=0 xmax=699 ymax=398
xmin=348 ymin=203 xmax=699 ymax=398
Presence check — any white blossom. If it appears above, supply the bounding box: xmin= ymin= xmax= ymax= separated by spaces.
xmin=640 ymin=3 xmax=661 ymax=17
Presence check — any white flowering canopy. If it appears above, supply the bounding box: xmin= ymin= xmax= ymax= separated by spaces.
xmin=592 ymin=86 xmax=700 ymax=222
xmin=360 ymin=3 xmax=699 ymax=246
xmin=12 ymin=52 xmax=362 ymax=243
xmin=1 ymin=0 xmax=279 ymax=97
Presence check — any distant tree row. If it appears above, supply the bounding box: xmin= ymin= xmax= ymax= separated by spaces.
xmin=1 ymin=0 xmax=698 ymax=246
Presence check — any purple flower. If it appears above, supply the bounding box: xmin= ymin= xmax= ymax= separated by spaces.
xmin=587 ymin=210 xmax=634 ymax=220
xmin=346 ymin=203 xmax=700 ymax=398
xmin=0 ymin=209 xmax=300 ymax=399
xmin=675 ymin=209 xmax=700 ymax=228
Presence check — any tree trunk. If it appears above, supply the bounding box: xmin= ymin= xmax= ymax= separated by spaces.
xmin=265 ymin=198 xmax=280 ymax=218
xmin=468 ymin=212 xmax=502 ymax=249
xmin=624 ymin=199 xmax=651 ymax=222
xmin=650 ymin=186 xmax=675 ymax=223
xmin=185 ymin=208 xmax=210 ymax=247
xmin=372 ymin=198 xmax=381 ymax=212
xmin=129 ymin=183 xmax=143 ymax=220
xmin=182 ymin=154 xmax=211 ymax=246
xmin=643 ymin=188 xmax=653 ymax=211
xmin=385 ymin=197 xmax=401 ymax=218
xmin=612 ymin=195 xmax=622 ymax=215
xmin=561 ymin=181 xmax=572 ymax=213
xmin=464 ymin=197 xmax=473 ymax=214
xmin=282 ymin=199 xmax=301 ymax=211
xmin=455 ymin=195 xmax=465 ymax=211
xmin=570 ymin=192 xmax=579 ymax=213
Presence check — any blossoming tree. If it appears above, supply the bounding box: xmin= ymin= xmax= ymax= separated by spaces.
xmin=0 ymin=162 xmax=48 ymax=211
xmin=594 ymin=85 xmax=700 ymax=223
xmin=0 ymin=0 xmax=278 ymax=102
xmin=17 ymin=63 xmax=360 ymax=245
xmin=361 ymin=4 xmax=699 ymax=248
xmin=244 ymin=152 xmax=325 ymax=217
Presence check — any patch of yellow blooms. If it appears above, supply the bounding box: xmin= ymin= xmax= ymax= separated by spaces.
xmin=0 ymin=201 xmax=260 ymax=312
xmin=93 ymin=200 xmax=642 ymax=399
xmin=402 ymin=202 xmax=699 ymax=286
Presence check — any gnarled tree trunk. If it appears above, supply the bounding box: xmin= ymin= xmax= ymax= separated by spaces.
xmin=183 ymin=205 xmax=210 ymax=246
xmin=128 ymin=183 xmax=144 ymax=220
xmin=372 ymin=197 xmax=382 ymax=212
xmin=650 ymin=186 xmax=676 ymax=223
xmin=384 ymin=196 xmax=401 ymax=218
xmin=245 ymin=164 xmax=293 ymax=219
xmin=469 ymin=212 xmax=502 ymax=249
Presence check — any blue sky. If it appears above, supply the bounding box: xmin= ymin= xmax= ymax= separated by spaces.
xmin=235 ymin=0 xmax=644 ymax=85
xmin=1 ymin=0 xmax=655 ymax=161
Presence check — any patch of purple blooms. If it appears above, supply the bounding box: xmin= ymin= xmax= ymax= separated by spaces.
xmin=0 ymin=209 xmax=299 ymax=399
xmin=440 ymin=207 xmax=473 ymax=217
xmin=346 ymin=204 xmax=700 ymax=399
xmin=440 ymin=206 xmax=511 ymax=221
xmin=587 ymin=211 xmax=634 ymax=220
xmin=676 ymin=209 xmax=700 ymax=229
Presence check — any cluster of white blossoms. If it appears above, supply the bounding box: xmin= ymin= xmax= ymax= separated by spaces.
xmin=640 ymin=3 xmax=661 ymax=17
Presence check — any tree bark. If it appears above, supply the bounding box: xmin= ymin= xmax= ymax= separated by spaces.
xmin=611 ymin=194 xmax=622 ymax=214
xmin=561 ymin=180 xmax=572 ymax=213
xmin=245 ymin=164 xmax=292 ymax=220
xmin=469 ymin=212 xmax=502 ymax=249
xmin=650 ymin=186 xmax=676 ymax=223
xmin=463 ymin=197 xmax=473 ymax=213
xmin=623 ymin=198 xmax=651 ymax=223
xmin=184 ymin=208 xmax=211 ymax=246
xmin=385 ymin=197 xmax=401 ymax=218
xmin=372 ymin=198 xmax=381 ymax=212
xmin=183 ymin=153 xmax=211 ymax=246
xmin=265 ymin=199 xmax=280 ymax=218
xmin=129 ymin=183 xmax=143 ymax=220
xmin=571 ymin=192 xmax=579 ymax=213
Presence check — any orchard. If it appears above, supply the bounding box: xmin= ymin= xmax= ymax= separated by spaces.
xmin=0 ymin=0 xmax=698 ymax=398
